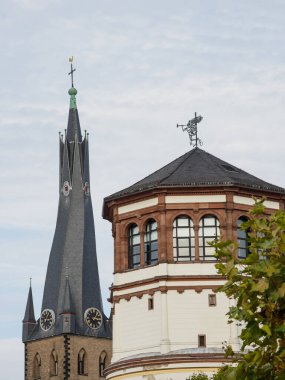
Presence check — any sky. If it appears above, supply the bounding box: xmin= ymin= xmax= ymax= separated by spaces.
xmin=1 ymin=0 xmax=285 ymax=377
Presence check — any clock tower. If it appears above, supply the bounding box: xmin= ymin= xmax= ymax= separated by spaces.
xmin=22 ymin=74 xmax=112 ymax=380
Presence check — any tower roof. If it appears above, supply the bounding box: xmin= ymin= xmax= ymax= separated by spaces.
xmin=104 ymin=147 xmax=285 ymax=203
xmin=23 ymin=82 xmax=111 ymax=341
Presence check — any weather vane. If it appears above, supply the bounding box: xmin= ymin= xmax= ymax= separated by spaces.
xmin=68 ymin=56 xmax=76 ymax=87
xmin=177 ymin=112 xmax=203 ymax=147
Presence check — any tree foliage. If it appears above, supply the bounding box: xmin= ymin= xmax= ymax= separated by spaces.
xmin=214 ymin=200 xmax=285 ymax=380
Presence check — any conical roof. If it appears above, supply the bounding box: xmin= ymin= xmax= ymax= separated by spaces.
xmin=23 ymin=285 xmax=36 ymax=323
xmin=105 ymin=148 xmax=285 ymax=202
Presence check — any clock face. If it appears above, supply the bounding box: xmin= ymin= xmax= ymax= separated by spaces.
xmin=40 ymin=309 xmax=55 ymax=331
xmin=84 ymin=307 xmax=102 ymax=330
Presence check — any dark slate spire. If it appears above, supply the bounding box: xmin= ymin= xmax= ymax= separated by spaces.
xmin=25 ymin=85 xmax=111 ymax=341
xmin=22 ymin=284 xmax=36 ymax=342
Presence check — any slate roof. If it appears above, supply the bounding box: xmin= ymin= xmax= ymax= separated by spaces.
xmin=23 ymin=89 xmax=112 ymax=342
xmin=105 ymin=148 xmax=285 ymax=202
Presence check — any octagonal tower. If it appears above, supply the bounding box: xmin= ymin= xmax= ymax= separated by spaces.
xmin=103 ymin=147 xmax=285 ymax=380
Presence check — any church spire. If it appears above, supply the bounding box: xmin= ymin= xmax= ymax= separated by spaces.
xmin=22 ymin=64 xmax=111 ymax=343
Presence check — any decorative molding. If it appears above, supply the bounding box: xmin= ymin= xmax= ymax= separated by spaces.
xmin=105 ymin=352 xmax=232 ymax=377
xmin=112 ymin=284 xmax=221 ymax=303
xmin=112 ymin=274 xmax=226 ymax=292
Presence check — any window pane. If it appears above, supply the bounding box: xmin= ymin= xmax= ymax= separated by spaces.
xmin=177 ymin=217 xmax=189 ymax=226
xmin=177 ymin=238 xmax=189 ymax=247
xmin=177 ymin=228 xmax=190 ymax=237
xmin=151 ymin=241 xmax=158 ymax=250
xmin=133 ymin=245 xmax=140 ymax=254
xmin=152 ymin=251 xmax=158 ymax=260
xmin=133 ymin=235 xmax=140 ymax=244
xmin=178 ymin=247 xmax=190 ymax=256
xmin=204 ymin=246 xmax=216 ymax=255
xmin=203 ymin=227 xmax=217 ymax=236
xmin=132 ymin=225 xmax=139 ymax=234
xmin=203 ymin=217 xmax=216 ymax=226
xmin=151 ymin=231 xmax=158 ymax=240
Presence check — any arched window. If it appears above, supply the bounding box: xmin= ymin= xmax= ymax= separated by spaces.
xmin=33 ymin=353 xmax=41 ymax=380
xmin=50 ymin=349 xmax=58 ymax=376
xmin=128 ymin=224 xmax=140 ymax=269
xmin=78 ymin=348 xmax=88 ymax=375
xmin=144 ymin=220 xmax=158 ymax=265
xmin=237 ymin=216 xmax=250 ymax=259
xmin=173 ymin=215 xmax=195 ymax=261
xmin=99 ymin=351 xmax=107 ymax=377
xmin=199 ymin=215 xmax=220 ymax=261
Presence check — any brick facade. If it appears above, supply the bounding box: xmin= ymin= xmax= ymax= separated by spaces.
xmin=26 ymin=335 xmax=112 ymax=380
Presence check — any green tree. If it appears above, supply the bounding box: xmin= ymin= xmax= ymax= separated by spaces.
xmin=214 ymin=201 xmax=285 ymax=380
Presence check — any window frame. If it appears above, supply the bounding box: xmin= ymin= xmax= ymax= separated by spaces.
xmin=128 ymin=224 xmax=141 ymax=269
xmin=237 ymin=216 xmax=250 ymax=259
xmin=199 ymin=215 xmax=220 ymax=261
xmin=173 ymin=215 xmax=195 ymax=261
xmin=144 ymin=219 xmax=158 ymax=266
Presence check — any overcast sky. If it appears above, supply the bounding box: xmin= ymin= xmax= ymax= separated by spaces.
xmin=1 ymin=0 xmax=285 ymax=377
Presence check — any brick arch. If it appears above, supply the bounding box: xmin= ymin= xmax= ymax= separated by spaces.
xmin=198 ymin=211 xmax=224 ymax=226
xmin=122 ymin=220 xmax=141 ymax=239
xmin=233 ymin=213 xmax=251 ymax=226
xmin=141 ymin=216 xmax=159 ymax=233
xmin=169 ymin=211 xmax=196 ymax=226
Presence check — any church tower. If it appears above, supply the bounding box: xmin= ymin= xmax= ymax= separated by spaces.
xmin=22 ymin=67 xmax=112 ymax=380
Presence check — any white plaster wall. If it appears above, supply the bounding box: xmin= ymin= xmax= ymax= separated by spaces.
xmin=165 ymin=194 xmax=226 ymax=203
xmin=167 ymin=290 xmax=230 ymax=350
xmin=233 ymin=195 xmax=279 ymax=209
xmin=112 ymin=293 xmax=161 ymax=361
xmin=118 ymin=197 xmax=158 ymax=214
xmin=112 ymin=263 xmax=240 ymax=363
xmin=114 ymin=263 xmax=220 ymax=287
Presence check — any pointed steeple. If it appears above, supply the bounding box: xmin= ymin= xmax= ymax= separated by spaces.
xmin=26 ymin=71 xmax=111 ymax=341
xmin=22 ymin=283 xmax=36 ymax=342
xmin=23 ymin=283 xmax=36 ymax=323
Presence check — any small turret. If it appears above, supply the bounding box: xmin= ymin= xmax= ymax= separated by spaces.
xmin=22 ymin=283 xmax=36 ymax=342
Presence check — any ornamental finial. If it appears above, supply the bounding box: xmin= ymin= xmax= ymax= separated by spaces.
xmin=177 ymin=112 xmax=203 ymax=148
xmin=68 ymin=57 xmax=77 ymax=109
xmin=68 ymin=56 xmax=76 ymax=88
